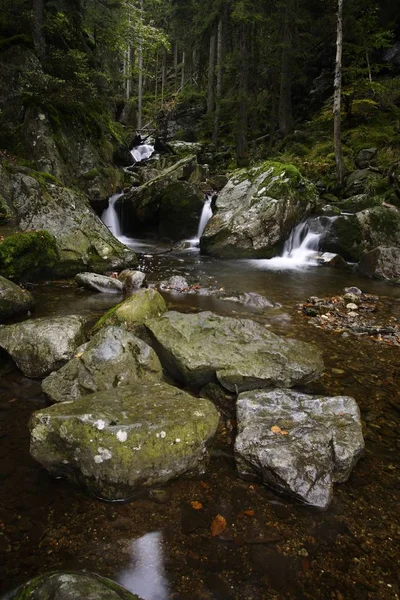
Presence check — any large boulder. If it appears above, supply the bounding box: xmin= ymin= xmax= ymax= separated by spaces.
xmin=122 ymin=156 xmax=204 ymax=240
xmin=321 ymin=206 xmax=400 ymax=261
xmin=42 ymin=326 xmax=163 ymax=403
xmin=0 ymin=275 xmax=34 ymax=322
xmin=0 ymin=230 xmax=59 ymax=280
xmin=200 ymin=161 xmax=317 ymax=258
xmin=93 ymin=289 xmax=167 ymax=334
xmin=235 ymin=389 xmax=365 ymax=509
xmin=29 ymin=382 xmax=220 ymax=500
xmin=0 ymin=316 xmax=86 ymax=377
xmin=357 ymin=246 xmax=400 ymax=281
xmin=146 ymin=311 xmax=324 ymax=392
xmin=11 ymin=572 xmax=142 ymax=600
xmin=0 ymin=168 xmax=137 ymax=276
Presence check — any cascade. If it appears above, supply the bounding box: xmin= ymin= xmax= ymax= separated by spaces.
xmin=101 ymin=192 xmax=124 ymax=238
xmin=131 ymin=144 xmax=154 ymax=163
xmin=196 ymin=195 xmax=213 ymax=239
xmin=262 ymin=219 xmax=328 ymax=269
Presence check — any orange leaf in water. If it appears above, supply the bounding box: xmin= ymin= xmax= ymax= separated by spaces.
xmin=191 ymin=501 xmax=203 ymax=510
xmin=244 ymin=509 xmax=255 ymax=517
xmin=271 ymin=425 xmax=281 ymax=434
xmin=211 ymin=515 xmax=227 ymax=537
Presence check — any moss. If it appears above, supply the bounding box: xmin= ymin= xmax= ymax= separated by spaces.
xmin=368 ymin=206 xmax=400 ymax=239
xmin=0 ymin=194 xmax=13 ymax=224
xmin=0 ymin=231 xmax=59 ymax=280
xmin=0 ymin=34 xmax=33 ymax=51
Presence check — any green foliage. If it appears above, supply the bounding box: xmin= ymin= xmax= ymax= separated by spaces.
xmin=0 ymin=231 xmax=59 ymax=280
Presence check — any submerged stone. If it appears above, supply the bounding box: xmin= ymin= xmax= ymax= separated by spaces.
xmin=234 ymin=389 xmax=365 ymax=509
xmin=146 ymin=311 xmax=324 ymax=392
xmin=0 ymin=315 xmax=86 ymax=377
xmin=0 ymin=275 xmax=35 ymax=322
xmin=29 ymin=382 xmax=220 ymax=500
xmin=11 ymin=571 xmax=143 ymax=600
xmin=42 ymin=326 xmax=163 ymax=403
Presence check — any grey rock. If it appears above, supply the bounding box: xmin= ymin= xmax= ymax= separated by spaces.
xmin=146 ymin=311 xmax=324 ymax=392
xmin=75 ymin=272 xmax=124 ymax=294
xmin=355 ymin=148 xmax=377 ymax=170
xmin=235 ymin=389 xmax=365 ymax=509
xmin=118 ymin=269 xmax=146 ymax=290
xmin=0 ymin=316 xmax=86 ymax=377
xmin=357 ymin=246 xmax=400 ymax=281
xmin=343 ymin=293 xmax=360 ymax=303
xmin=0 ymin=275 xmax=35 ymax=322
xmin=42 ymin=326 xmax=163 ymax=403
xmin=218 ymin=292 xmax=279 ymax=311
xmin=160 ymin=276 xmax=189 ymax=291
xmin=11 ymin=571 xmax=142 ymax=600
xmin=344 ymin=287 xmax=362 ymax=295
xmin=30 ymin=382 xmax=220 ymax=500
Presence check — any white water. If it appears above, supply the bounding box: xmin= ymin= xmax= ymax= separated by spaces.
xmin=101 ymin=192 xmax=124 ymax=238
xmin=197 ymin=195 xmax=213 ymax=239
xmin=131 ymin=144 xmax=154 ymax=163
xmin=256 ymin=221 xmax=322 ymax=270
xmin=118 ymin=532 xmax=169 ymax=600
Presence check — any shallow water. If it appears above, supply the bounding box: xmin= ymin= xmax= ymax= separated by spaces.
xmin=1 ymin=244 xmax=400 ymax=600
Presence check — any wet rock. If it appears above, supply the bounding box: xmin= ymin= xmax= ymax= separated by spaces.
xmin=201 ymin=161 xmax=317 ymax=258
xmin=118 ymin=269 xmax=146 ymax=291
xmin=344 ymin=287 xmax=362 ymax=295
xmin=93 ymin=288 xmax=167 ymax=334
xmin=235 ymin=389 xmax=365 ymax=509
xmin=75 ymin=272 xmax=124 ymax=294
xmin=346 ymin=303 xmax=358 ymax=311
xmin=357 ymin=246 xmax=400 ymax=282
xmin=0 ymin=275 xmax=34 ymax=322
xmin=355 ymin=148 xmax=377 ymax=170
xmin=218 ymin=292 xmax=279 ymax=310
xmin=29 ymin=382 xmax=219 ymax=500
xmin=343 ymin=293 xmax=360 ymax=303
xmin=42 ymin=326 xmax=162 ymax=403
xmin=0 ymin=316 xmax=86 ymax=378
xmin=160 ymin=275 xmax=189 ymax=291
xmin=11 ymin=572 xmax=143 ymax=600
xmin=146 ymin=311 xmax=324 ymax=392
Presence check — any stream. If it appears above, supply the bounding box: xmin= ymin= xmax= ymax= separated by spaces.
xmin=1 ymin=239 xmax=400 ymax=600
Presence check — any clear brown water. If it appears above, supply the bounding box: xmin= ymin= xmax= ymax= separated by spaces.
xmin=1 ymin=246 xmax=400 ymax=600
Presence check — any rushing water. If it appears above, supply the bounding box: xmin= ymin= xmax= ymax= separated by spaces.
xmin=101 ymin=193 xmax=124 ymax=238
xmin=1 ymin=236 xmax=400 ymax=599
xmin=131 ymin=144 xmax=155 ymax=163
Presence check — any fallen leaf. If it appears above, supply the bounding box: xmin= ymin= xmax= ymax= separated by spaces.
xmin=200 ymin=480 xmax=211 ymax=489
xmin=75 ymin=352 xmax=83 ymax=359
xmin=271 ymin=425 xmax=281 ymax=434
xmin=191 ymin=501 xmax=203 ymax=510
xmin=211 ymin=514 xmax=227 ymax=537
xmin=244 ymin=509 xmax=255 ymax=517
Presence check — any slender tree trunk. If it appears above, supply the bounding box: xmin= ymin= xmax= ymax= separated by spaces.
xmin=32 ymin=0 xmax=45 ymax=60
xmin=181 ymin=51 xmax=186 ymax=89
xmin=207 ymin=26 xmax=217 ymax=114
xmin=161 ymin=48 xmax=167 ymax=106
xmin=236 ymin=23 xmax=249 ymax=166
xmin=333 ymin=0 xmax=344 ymax=186
xmin=155 ymin=50 xmax=159 ymax=104
xmin=137 ymin=0 xmax=144 ymax=131
xmin=278 ymin=0 xmax=294 ymax=136
xmin=174 ymin=42 xmax=178 ymax=92
xmin=212 ymin=16 xmax=224 ymax=145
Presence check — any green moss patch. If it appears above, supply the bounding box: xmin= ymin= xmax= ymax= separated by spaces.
xmin=0 ymin=230 xmax=59 ymax=280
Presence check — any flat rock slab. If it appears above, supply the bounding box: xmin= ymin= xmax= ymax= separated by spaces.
xmin=42 ymin=326 xmax=163 ymax=403
xmin=146 ymin=311 xmax=324 ymax=392
xmin=0 ymin=274 xmax=35 ymax=322
xmin=75 ymin=272 xmax=124 ymax=293
xmin=235 ymin=389 xmax=365 ymax=509
xmin=12 ymin=572 xmax=142 ymax=600
xmin=0 ymin=315 xmax=86 ymax=377
xmin=30 ymin=382 xmax=220 ymax=500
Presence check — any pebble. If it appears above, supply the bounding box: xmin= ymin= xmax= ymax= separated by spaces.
xmin=346 ymin=303 xmax=359 ymax=311
xmin=344 ymin=287 xmax=362 ymax=295
xmin=347 ymin=311 xmax=359 ymax=318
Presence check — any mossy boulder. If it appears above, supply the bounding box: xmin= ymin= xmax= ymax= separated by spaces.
xmin=0 ymin=275 xmax=35 ymax=322
xmin=336 ymin=194 xmax=382 ymax=213
xmin=10 ymin=571 xmax=143 ymax=600
xmin=0 ymin=230 xmax=59 ymax=280
xmin=200 ymin=161 xmax=318 ymax=258
xmin=93 ymin=289 xmax=167 ymax=334
xmin=29 ymin=382 xmax=220 ymax=500
xmin=0 ymin=193 xmax=14 ymax=224
xmin=0 ymin=315 xmax=86 ymax=377
xmin=320 ymin=215 xmax=364 ymax=261
xmin=146 ymin=311 xmax=324 ymax=392
xmin=42 ymin=326 xmax=163 ymax=403
xmin=357 ymin=246 xmax=400 ymax=282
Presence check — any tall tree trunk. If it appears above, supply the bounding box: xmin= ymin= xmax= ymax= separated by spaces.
xmin=207 ymin=26 xmax=217 ymax=114
xmin=278 ymin=0 xmax=294 ymax=136
xmin=161 ymin=48 xmax=167 ymax=106
xmin=137 ymin=0 xmax=144 ymax=131
xmin=174 ymin=42 xmax=178 ymax=92
xmin=236 ymin=23 xmax=249 ymax=166
xmin=181 ymin=51 xmax=186 ymax=89
xmin=32 ymin=0 xmax=45 ymax=60
xmin=333 ymin=0 xmax=344 ymax=186
xmin=212 ymin=16 xmax=224 ymax=145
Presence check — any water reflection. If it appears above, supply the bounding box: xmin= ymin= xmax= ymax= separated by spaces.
xmin=118 ymin=532 xmax=169 ymax=600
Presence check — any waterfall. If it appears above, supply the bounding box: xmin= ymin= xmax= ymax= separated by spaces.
xmin=197 ymin=195 xmax=213 ymax=239
xmin=101 ymin=193 xmax=124 ymax=238
xmin=263 ymin=220 xmax=323 ymax=269
xmin=131 ymin=144 xmax=154 ymax=163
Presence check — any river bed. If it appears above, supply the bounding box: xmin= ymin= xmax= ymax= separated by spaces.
xmin=1 ymin=246 xmax=399 ymax=600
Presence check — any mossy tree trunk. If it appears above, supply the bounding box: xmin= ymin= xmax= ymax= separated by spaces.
xmin=333 ymin=0 xmax=345 ymax=186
